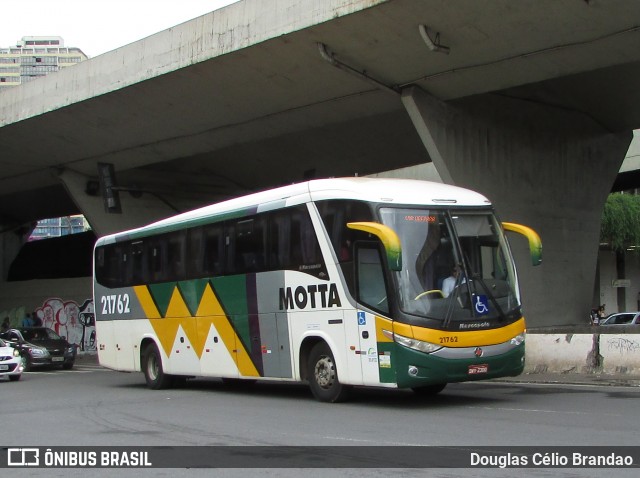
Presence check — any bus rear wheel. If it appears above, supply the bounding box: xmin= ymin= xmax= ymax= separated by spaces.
xmin=307 ymin=342 xmax=350 ymax=403
xmin=142 ymin=343 xmax=173 ymax=390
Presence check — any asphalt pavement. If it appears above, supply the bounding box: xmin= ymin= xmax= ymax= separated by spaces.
xmin=494 ymin=371 xmax=640 ymax=387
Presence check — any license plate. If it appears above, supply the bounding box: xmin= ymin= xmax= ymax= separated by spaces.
xmin=52 ymin=357 xmax=64 ymax=362
xmin=0 ymin=364 xmax=8 ymax=370
xmin=468 ymin=364 xmax=489 ymax=375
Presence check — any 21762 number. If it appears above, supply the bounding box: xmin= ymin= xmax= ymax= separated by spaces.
xmin=439 ymin=336 xmax=459 ymax=344
xmin=101 ymin=294 xmax=131 ymax=315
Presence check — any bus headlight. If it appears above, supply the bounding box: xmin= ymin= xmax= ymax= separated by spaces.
xmin=510 ymin=333 xmax=525 ymax=346
xmin=383 ymin=330 xmax=442 ymax=354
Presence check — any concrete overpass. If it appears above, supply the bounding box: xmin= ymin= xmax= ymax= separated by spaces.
xmin=2 ymin=0 xmax=640 ymax=327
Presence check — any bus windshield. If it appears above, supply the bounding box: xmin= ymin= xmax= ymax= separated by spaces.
xmin=379 ymin=208 xmax=520 ymax=323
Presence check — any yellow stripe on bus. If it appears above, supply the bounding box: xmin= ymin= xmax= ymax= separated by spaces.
xmin=148 ymin=318 xmax=181 ymax=358
xmin=133 ymin=285 xmax=162 ymax=319
xmin=393 ymin=318 xmax=526 ymax=348
xmin=375 ymin=316 xmax=394 ymax=342
xmin=196 ymin=283 xmax=260 ymax=377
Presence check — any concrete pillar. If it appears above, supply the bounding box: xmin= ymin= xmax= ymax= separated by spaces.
xmin=400 ymin=86 xmax=632 ymax=327
xmin=58 ymin=169 xmax=177 ymax=237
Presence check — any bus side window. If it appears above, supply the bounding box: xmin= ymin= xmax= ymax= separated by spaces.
xmin=228 ymin=216 xmax=267 ymax=274
xmin=317 ymin=199 xmax=374 ymax=263
xmin=267 ymin=205 xmax=327 ymax=279
xmin=95 ymin=247 xmax=107 ymax=286
xmin=295 ymin=208 xmax=321 ymax=267
xmin=146 ymin=237 xmax=164 ymax=283
xmin=119 ymin=244 xmax=132 ymax=286
xmin=166 ymin=231 xmax=186 ymax=281
xmin=186 ymin=227 xmax=205 ymax=279
xmin=203 ymin=223 xmax=224 ymax=276
xmin=131 ymin=240 xmax=146 ymax=285
xmin=102 ymin=243 xmax=127 ymax=287
xmin=269 ymin=210 xmax=291 ymax=270
xmin=291 ymin=206 xmax=326 ymax=278
xmin=355 ymin=243 xmax=389 ymax=314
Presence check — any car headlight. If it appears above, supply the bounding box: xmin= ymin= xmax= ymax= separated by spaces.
xmin=30 ymin=347 xmax=49 ymax=358
xmin=510 ymin=333 xmax=526 ymax=346
xmin=383 ymin=329 xmax=443 ymax=354
xmin=66 ymin=346 xmax=75 ymax=354
xmin=13 ymin=349 xmax=20 ymax=357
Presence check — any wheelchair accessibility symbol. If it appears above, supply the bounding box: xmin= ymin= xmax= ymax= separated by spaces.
xmin=358 ymin=311 xmax=367 ymax=326
xmin=473 ymin=294 xmax=490 ymax=316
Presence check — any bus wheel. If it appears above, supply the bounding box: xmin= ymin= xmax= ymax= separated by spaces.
xmin=308 ymin=342 xmax=350 ymax=403
xmin=412 ymin=383 xmax=447 ymax=395
xmin=142 ymin=343 xmax=173 ymax=390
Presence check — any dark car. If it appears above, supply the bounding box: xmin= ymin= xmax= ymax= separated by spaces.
xmin=0 ymin=327 xmax=76 ymax=371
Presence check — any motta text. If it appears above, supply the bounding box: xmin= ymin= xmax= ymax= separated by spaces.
xmin=279 ymin=283 xmax=341 ymax=310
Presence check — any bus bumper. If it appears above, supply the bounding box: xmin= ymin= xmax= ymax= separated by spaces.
xmin=392 ymin=343 xmax=525 ymax=389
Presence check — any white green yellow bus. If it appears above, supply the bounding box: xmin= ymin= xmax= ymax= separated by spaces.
xmin=93 ymin=177 xmax=541 ymax=402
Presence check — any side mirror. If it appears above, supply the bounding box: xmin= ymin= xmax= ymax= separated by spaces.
xmin=347 ymin=222 xmax=402 ymax=271
xmin=503 ymin=222 xmax=542 ymax=266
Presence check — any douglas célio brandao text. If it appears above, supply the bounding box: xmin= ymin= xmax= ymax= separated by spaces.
xmin=470 ymin=452 xmax=634 ymax=468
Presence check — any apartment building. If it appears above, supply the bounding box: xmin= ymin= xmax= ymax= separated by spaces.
xmin=0 ymin=36 xmax=87 ymax=90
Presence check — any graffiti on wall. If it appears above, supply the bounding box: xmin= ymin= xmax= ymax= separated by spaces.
xmin=1 ymin=298 xmax=96 ymax=352
xmin=606 ymin=337 xmax=640 ymax=356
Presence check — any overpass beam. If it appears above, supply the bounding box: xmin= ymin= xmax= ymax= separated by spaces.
xmin=59 ymin=169 xmax=176 ymax=237
xmin=399 ymin=86 xmax=632 ymax=326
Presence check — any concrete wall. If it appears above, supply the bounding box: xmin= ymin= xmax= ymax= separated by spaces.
xmin=0 ymin=277 xmax=95 ymax=352
xmin=525 ymin=328 xmax=640 ymax=375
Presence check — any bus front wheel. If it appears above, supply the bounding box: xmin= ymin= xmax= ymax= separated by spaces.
xmin=307 ymin=342 xmax=350 ymax=403
xmin=142 ymin=343 xmax=173 ymax=390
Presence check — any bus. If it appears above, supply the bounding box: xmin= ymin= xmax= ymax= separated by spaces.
xmin=93 ymin=177 xmax=541 ymax=402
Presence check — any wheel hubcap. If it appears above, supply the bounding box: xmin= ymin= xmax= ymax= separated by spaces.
xmin=148 ymin=355 xmax=159 ymax=381
xmin=314 ymin=355 xmax=335 ymax=389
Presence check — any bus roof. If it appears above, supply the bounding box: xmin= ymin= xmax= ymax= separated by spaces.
xmin=97 ymin=178 xmax=491 ymax=244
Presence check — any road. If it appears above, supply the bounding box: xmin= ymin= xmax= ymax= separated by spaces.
xmin=1 ymin=362 xmax=639 ymax=477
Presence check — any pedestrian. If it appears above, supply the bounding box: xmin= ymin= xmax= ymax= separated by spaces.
xmin=21 ymin=313 xmax=34 ymax=327
xmin=1 ymin=317 xmax=9 ymax=332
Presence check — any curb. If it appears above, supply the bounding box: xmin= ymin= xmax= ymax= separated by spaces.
xmin=492 ymin=373 xmax=640 ymax=387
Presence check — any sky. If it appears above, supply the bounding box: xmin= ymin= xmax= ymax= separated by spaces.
xmin=1 ymin=0 xmax=239 ymax=58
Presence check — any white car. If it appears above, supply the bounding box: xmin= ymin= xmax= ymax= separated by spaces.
xmin=0 ymin=337 xmax=24 ymax=381
xmin=600 ymin=312 xmax=640 ymax=326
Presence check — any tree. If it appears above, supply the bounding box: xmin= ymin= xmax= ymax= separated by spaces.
xmin=600 ymin=193 xmax=640 ymax=252
xmin=600 ymin=193 xmax=640 ymax=312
